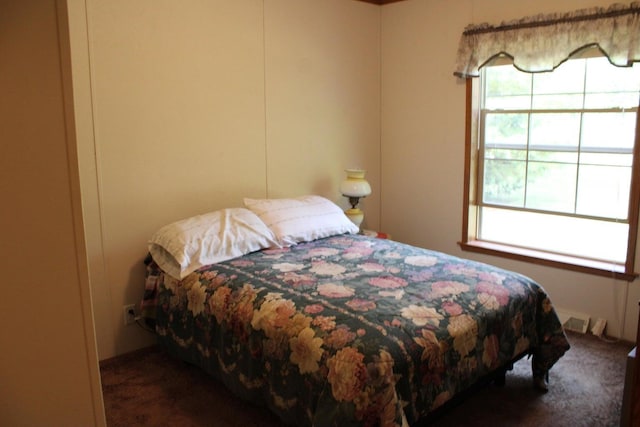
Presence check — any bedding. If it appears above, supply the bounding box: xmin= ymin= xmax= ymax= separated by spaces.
xmin=148 ymin=208 xmax=278 ymax=279
xmin=143 ymin=233 xmax=570 ymax=426
xmin=244 ymin=195 xmax=359 ymax=246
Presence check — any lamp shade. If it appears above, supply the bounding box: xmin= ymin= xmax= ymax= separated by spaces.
xmin=340 ymin=169 xmax=371 ymax=197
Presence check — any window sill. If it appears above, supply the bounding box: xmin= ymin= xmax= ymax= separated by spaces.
xmin=459 ymin=240 xmax=638 ymax=282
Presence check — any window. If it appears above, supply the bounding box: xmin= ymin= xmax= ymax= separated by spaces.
xmin=461 ymin=55 xmax=640 ymax=280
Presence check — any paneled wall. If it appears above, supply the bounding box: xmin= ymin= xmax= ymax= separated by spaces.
xmin=68 ymin=0 xmax=381 ymax=359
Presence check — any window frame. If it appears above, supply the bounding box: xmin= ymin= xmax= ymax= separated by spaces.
xmin=460 ymin=76 xmax=640 ymax=281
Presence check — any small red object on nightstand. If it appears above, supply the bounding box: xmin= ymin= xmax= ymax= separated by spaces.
xmin=361 ymin=229 xmax=391 ymax=240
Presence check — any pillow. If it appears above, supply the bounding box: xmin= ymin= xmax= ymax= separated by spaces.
xmin=148 ymin=208 xmax=279 ymax=279
xmin=243 ymin=195 xmax=359 ymax=246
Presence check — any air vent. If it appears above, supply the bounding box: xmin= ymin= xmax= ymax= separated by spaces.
xmin=556 ymin=309 xmax=590 ymax=334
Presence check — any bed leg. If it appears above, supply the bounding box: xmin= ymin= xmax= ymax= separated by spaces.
xmin=493 ymin=361 xmax=514 ymax=386
xmin=533 ymin=371 xmax=549 ymax=392
xmin=494 ymin=371 xmax=506 ymax=386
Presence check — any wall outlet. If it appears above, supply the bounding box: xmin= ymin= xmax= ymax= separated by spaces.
xmin=123 ymin=304 xmax=136 ymax=326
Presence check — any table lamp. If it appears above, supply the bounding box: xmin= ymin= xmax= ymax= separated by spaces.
xmin=340 ymin=169 xmax=371 ymax=229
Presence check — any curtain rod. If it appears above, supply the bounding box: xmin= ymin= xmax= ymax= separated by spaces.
xmin=463 ymin=3 xmax=640 ymax=36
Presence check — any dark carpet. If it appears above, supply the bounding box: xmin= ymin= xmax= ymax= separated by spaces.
xmin=100 ymin=331 xmax=633 ymax=426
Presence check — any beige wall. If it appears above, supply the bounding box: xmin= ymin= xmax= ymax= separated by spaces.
xmin=381 ymin=0 xmax=640 ymax=342
xmin=0 ymin=0 xmax=104 ymax=425
xmin=264 ymin=0 xmax=381 ymax=200
xmin=70 ymin=0 xmax=381 ymax=359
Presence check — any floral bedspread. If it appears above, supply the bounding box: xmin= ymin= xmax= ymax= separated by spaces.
xmin=143 ymin=234 xmax=569 ymax=426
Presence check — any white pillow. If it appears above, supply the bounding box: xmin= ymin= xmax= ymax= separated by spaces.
xmin=243 ymin=195 xmax=359 ymax=246
xmin=148 ymin=208 xmax=279 ymax=279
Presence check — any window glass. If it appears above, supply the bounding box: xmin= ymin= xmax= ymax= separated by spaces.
xmin=525 ymin=161 xmax=576 ymax=213
xmin=581 ymin=112 xmax=636 ymax=151
xmin=479 ymin=207 xmax=629 ymax=263
xmin=482 ymin=158 xmax=526 ymax=206
xmin=484 ymin=66 xmax=532 ymax=109
xmin=529 ymin=113 xmax=580 ymax=149
xmin=576 ymin=164 xmax=630 ymax=219
xmin=584 ymin=57 xmax=640 ymax=109
xmin=532 ymin=60 xmax=585 ymax=109
xmin=484 ymin=113 xmax=528 ymax=147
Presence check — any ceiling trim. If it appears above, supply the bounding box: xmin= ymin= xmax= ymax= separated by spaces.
xmin=355 ymin=0 xmax=408 ymax=5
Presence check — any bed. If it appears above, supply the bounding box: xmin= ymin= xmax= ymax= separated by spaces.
xmin=141 ymin=196 xmax=570 ymax=426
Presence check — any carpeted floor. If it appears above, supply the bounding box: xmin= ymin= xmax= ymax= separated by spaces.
xmin=100 ymin=331 xmax=634 ymax=426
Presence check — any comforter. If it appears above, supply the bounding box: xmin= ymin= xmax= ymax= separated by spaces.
xmin=143 ymin=234 xmax=569 ymax=426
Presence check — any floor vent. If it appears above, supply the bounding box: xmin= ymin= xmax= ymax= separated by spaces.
xmin=556 ymin=309 xmax=590 ymax=334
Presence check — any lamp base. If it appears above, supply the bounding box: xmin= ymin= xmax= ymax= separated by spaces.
xmin=345 ymin=208 xmax=364 ymax=229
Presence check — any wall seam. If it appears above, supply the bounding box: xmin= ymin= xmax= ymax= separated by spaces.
xmin=262 ymin=0 xmax=270 ymax=198
xmin=378 ymin=4 xmax=384 ymax=231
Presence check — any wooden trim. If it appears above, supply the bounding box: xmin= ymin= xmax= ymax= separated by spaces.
xmin=461 ymin=78 xmax=473 ymax=244
xmin=626 ymin=110 xmax=640 ymax=275
xmin=460 ymin=240 xmax=638 ymax=281
xmin=354 ymin=0 xmax=408 ymax=4
xmin=462 ymin=78 xmax=480 ymax=243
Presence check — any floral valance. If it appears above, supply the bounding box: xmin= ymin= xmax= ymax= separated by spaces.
xmin=454 ymin=2 xmax=640 ymax=78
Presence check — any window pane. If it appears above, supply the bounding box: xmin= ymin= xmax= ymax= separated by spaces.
xmin=486 ymin=95 xmax=533 ymax=110
xmin=482 ymin=159 xmax=526 ymax=206
xmin=485 ymin=65 xmax=532 ymax=110
xmin=532 ymin=94 xmax=585 ymax=109
xmin=577 ymin=164 xmax=631 ymax=219
xmin=485 ymin=64 xmax=531 ymax=96
xmin=581 ymin=112 xmax=637 ymax=151
xmin=585 ymin=92 xmax=640 ymax=109
xmin=532 ymin=59 xmax=585 ymax=109
xmin=525 ymin=161 xmax=577 ymax=212
xmin=585 ymin=57 xmax=640 ymax=108
xmin=580 ymin=152 xmax=632 ymax=167
xmin=485 ymin=113 xmax=528 ymax=147
xmin=479 ymin=207 xmax=628 ymax=263
xmin=528 ymin=150 xmax=578 ymax=163
xmin=486 ymin=148 xmax=527 ymax=160
xmin=533 ymin=59 xmax=585 ymax=94
xmin=530 ymin=113 xmax=580 ymax=149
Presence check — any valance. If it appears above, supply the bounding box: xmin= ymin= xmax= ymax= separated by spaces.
xmin=454 ymin=2 xmax=640 ymax=78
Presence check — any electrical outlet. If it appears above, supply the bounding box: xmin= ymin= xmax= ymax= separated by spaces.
xmin=123 ymin=304 xmax=136 ymax=326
